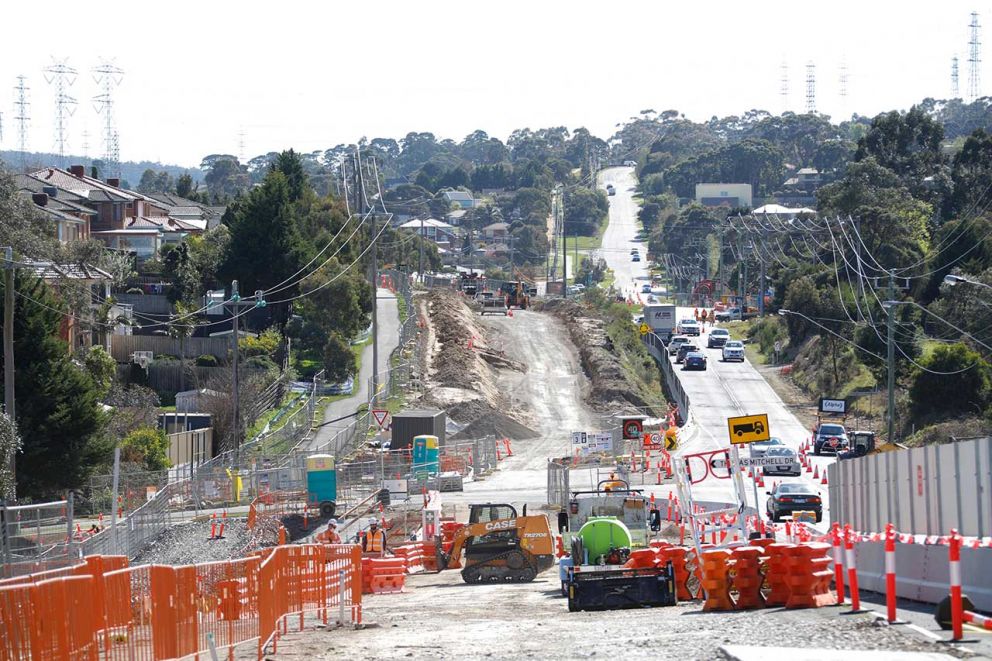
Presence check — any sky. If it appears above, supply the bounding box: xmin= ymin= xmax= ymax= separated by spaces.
xmin=0 ymin=1 xmax=984 ymax=168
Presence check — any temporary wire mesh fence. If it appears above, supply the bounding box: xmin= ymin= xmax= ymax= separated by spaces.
xmin=0 ymin=501 xmax=75 ymax=578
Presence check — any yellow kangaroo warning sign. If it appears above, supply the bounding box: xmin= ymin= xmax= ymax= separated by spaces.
xmin=727 ymin=413 xmax=770 ymax=445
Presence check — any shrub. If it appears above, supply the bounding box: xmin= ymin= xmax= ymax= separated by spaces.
xmin=323 ymin=332 xmax=355 ymax=383
xmin=240 ymin=327 xmax=281 ymax=358
xmin=244 ymin=355 xmax=278 ymax=372
xmin=909 ymin=343 xmax=991 ymax=420
xmin=120 ymin=427 xmax=170 ymax=471
xmin=195 ymin=354 xmax=219 ymax=367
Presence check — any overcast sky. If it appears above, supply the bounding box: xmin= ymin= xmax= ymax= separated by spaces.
xmin=0 ymin=1 xmax=983 ymax=167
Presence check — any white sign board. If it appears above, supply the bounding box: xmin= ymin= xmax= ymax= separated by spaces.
xmin=571 ymin=431 xmax=613 ymax=454
xmin=382 ymin=479 xmax=409 ymax=501
xmin=819 ymin=398 xmax=847 ymax=414
xmin=739 ymin=457 xmax=795 ymax=467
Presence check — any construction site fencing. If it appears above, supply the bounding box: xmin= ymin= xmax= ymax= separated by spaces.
xmin=78 ymin=479 xmax=187 ymax=559
xmin=0 ymin=544 xmax=361 ymax=661
xmin=547 ymin=460 xmax=571 ymax=510
xmin=0 ymin=500 xmax=75 ymax=578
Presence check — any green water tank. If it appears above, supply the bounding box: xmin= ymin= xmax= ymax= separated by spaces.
xmin=577 ymin=516 xmax=632 ymax=563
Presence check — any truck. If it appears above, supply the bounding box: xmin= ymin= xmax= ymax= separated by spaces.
xmin=480 ymin=297 xmax=508 ymax=316
xmin=642 ymin=304 xmax=676 ymax=342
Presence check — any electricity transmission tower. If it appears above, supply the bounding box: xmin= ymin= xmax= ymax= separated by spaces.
xmin=969 ymin=11 xmax=981 ymax=101
xmin=43 ymin=59 xmax=78 ymax=168
xmin=93 ymin=61 xmax=124 ymax=178
xmin=13 ymin=75 xmax=30 ymax=172
xmin=779 ymin=61 xmax=789 ymax=112
xmin=952 ymin=55 xmax=961 ymax=98
xmin=805 ymin=62 xmax=816 ymax=114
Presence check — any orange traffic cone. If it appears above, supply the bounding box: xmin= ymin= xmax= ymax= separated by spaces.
xmin=813 ymin=465 xmax=820 ymax=480
xmin=821 ymin=471 xmax=828 ymax=485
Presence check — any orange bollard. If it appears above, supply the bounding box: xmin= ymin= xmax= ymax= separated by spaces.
xmin=701 ymin=549 xmax=735 ymax=611
xmin=831 ymin=523 xmax=845 ymax=605
xmin=949 ymin=529 xmax=964 ymax=641
xmin=731 ymin=546 xmax=765 ymax=609
xmin=278 ymin=525 xmax=287 ymax=545
xmin=210 ymin=513 xmax=217 ymax=540
xmin=303 ymin=504 xmax=309 ymax=532
xmin=218 ymin=511 xmax=226 ymax=539
xmin=844 ymin=524 xmax=862 ymax=612
xmin=885 ymin=523 xmax=898 ymax=622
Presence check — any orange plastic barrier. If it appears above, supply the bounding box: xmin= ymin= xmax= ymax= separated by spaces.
xmin=784 ymin=543 xmax=837 ymax=609
xmin=730 ymin=546 xmax=765 ymax=610
xmin=763 ymin=542 xmax=794 ymax=607
xmin=700 ymin=549 xmax=735 ymax=611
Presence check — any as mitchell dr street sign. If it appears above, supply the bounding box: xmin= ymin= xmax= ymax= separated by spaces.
xmin=739 ymin=457 xmax=795 ymax=467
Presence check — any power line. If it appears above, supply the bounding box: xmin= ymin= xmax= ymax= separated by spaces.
xmin=43 ymin=59 xmax=77 ymax=168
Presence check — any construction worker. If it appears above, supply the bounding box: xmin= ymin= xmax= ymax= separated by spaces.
xmin=362 ymin=518 xmax=387 ymax=555
xmin=324 ymin=519 xmax=342 ymax=544
xmin=693 ymin=307 xmax=700 ymax=322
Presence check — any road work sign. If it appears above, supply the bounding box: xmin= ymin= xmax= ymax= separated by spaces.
xmin=727 ymin=414 xmax=770 ymax=445
xmin=739 ymin=456 xmax=793 ymax=467
xmin=639 ymin=322 xmax=650 ymax=336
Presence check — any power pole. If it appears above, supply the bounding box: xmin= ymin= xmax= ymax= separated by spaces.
xmin=230 ymin=280 xmax=241 ymax=460
xmin=969 ymin=11 xmax=982 ymax=102
xmin=354 ymin=150 xmax=380 ymax=404
xmin=886 ymin=270 xmax=896 ymax=445
xmin=418 ymin=216 xmax=424 ymax=283
xmin=758 ymin=258 xmax=766 ymax=316
xmin=2 ymin=248 xmax=14 ymax=498
xmin=561 ymin=188 xmax=568 ymax=299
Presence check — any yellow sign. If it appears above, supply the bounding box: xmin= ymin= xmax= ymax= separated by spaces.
xmin=727 ymin=413 xmax=770 ymax=445
xmin=664 ymin=427 xmax=678 ymax=451
xmin=639 ymin=323 xmax=650 ymax=336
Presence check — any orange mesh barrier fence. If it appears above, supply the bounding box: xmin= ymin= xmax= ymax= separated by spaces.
xmin=1 ymin=545 xmax=360 ymax=661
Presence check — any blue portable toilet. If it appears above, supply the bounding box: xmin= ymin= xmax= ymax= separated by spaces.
xmin=412 ymin=435 xmax=439 ymax=476
xmin=306 ymin=454 xmax=337 ymax=517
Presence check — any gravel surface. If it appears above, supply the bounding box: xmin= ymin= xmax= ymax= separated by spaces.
xmin=256 ymin=568 xmax=975 ymax=661
xmin=132 ymin=518 xmax=268 ymax=565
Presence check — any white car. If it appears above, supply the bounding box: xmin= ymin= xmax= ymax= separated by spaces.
xmin=678 ymin=319 xmax=700 ymax=336
xmin=762 ymin=447 xmax=802 ymax=477
xmin=722 ymin=340 xmax=745 ymax=362
xmin=668 ymin=335 xmax=690 ymax=356
xmin=749 ymin=437 xmax=785 ymax=458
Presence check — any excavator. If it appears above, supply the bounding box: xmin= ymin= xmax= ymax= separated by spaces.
xmin=500 ymin=280 xmax=531 ymax=309
xmin=438 ymin=503 xmax=555 ymax=583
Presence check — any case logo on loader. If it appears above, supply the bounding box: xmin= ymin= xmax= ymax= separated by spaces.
xmin=484 ymin=519 xmax=516 ymax=531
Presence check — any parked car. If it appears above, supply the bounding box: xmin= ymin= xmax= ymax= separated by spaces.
xmin=631 ymin=254 xmax=641 ymax=262
xmin=641 ymin=284 xmax=652 ymax=294
xmin=722 ymin=340 xmax=745 ymax=362
xmin=683 ymin=351 xmax=707 ymax=371
xmin=707 ymin=328 xmax=730 ymax=348
xmin=678 ymin=319 xmax=701 ymax=336
xmin=624 ymin=160 xmax=637 ymax=167
xmin=749 ymin=437 xmax=785 ymax=458
xmin=606 ymin=184 xmax=616 ymax=196
xmin=676 ymin=343 xmax=700 ymax=363
xmin=668 ymin=336 xmax=690 ymax=356
xmin=762 ymin=447 xmax=802 ymax=476
xmin=813 ymin=422 xmax=850 ymax=455
xmin=327 ymin=376 xmax=355 ymax=395
xmin=766 ymin=483 xmax=822 ymax=522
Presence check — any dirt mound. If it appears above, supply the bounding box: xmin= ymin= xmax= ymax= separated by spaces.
xmin=448 ymin=409 xmax=540 ymax=441
xmin=132 ymin=518 xmax=263 ymax=565
xmin=540 ymin=300 xmax=649 ymax=414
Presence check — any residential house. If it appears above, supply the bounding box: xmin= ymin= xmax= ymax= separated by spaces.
xmin=752 ymin=204 xmax=816 ymax=220
xmin=398 ymin=218 xmax=459 ymax=250
xmin=22 ymin=260 xmax=114 ymax=350
xmin=482 ymin=222 xmax=510 ymax=244
xmin=441 ymin=190 xmax=477 ymax=209
xmin=782 ymin=167 xmax=822 ymax=191
xmin=146 ymin=192 xmax=225 ymax=230
xmin=15 ymin=175 xmax=95 ymax=243
xmin=445 ymin=209 xmax=468 ymax=226
xmin=694 ymin=183 xmax=753 ymax=208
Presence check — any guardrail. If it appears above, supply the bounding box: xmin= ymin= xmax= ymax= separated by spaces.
xmin=642 ymin=331 xmax=690 ymax=420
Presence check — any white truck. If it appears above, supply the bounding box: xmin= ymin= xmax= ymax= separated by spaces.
xmin=643 ymin=304 xmax=676 ymax=342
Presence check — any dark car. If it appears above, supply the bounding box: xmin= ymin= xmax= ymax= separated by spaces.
xmin=766 ymin=483 xmax=822 ymax=522
xmin=813 ymin=422 xmax=849 ymax=456
xmin=683 ymin=351 xmax=707 ymax=371
xmin=676 ymin=343 xmax=700 ymax=363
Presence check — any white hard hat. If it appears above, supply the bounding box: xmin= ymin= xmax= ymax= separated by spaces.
xmin=368 ymin=517 xmax=378 ymax=526
xmin=327 ymin=519 xmax=338 ymax=527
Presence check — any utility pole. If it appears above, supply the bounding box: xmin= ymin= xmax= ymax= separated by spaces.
xmin=758 ymin=258 xmax=766 ymax=316
xmin=354 ymin=150 xmax=380 ymax=404
xmin=418 ymin=216 xmax=424 ymax=283
xmin=230 ymin=280 xmax=241 ymax=460
xmin=561 ymin=188 xmax=568 ymax=299
xmin=886 ymin=270 xmax=896 ymax=445
xmin=2 ymin=248 xmax=14 ymax=497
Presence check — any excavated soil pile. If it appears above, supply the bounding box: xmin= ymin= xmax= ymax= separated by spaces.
xmin=132 ymin=518 xmax=268 ymax=565
xmin=420 ymin=290 xmax=538 ymax=439
xmin=539 ymin=298 xmax=650 ymax=413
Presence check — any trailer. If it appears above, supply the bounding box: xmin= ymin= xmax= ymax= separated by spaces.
xmin=566 ymin=562 xmax=677 ymax=612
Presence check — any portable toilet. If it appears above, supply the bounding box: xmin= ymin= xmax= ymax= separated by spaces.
xmin=412 ymin=435 xmax=440 ymax=476
xmin=306 ymin=454 xmax=337 ymax=517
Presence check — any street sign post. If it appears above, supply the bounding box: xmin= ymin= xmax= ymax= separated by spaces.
xmin=739 ymin=456 xmax=793 ymax=468
xmin=727 ymin=413 xmax=770 ymax=445
xmin=371 ymin=409 xmax=390 ymax=430
xmin=639 ymin=322 xmax=650 ymax=336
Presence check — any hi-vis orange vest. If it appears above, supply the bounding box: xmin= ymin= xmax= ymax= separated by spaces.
xmin=365 ymin=529 xmax=385 ymax=552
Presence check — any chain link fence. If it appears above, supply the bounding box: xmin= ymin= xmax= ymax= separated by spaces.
xmin=0 ymin=501 xmax=75 ymax=578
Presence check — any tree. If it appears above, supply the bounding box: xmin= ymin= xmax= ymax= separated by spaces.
xmin=948 ymin=129 xmax=992 ymax=217
xmin=162 ymin=242 xmax=200 ymax=304
xmin=564 ymin=188 xmax=609 ymax=236
xmin=0 ymin=274 xmax=109 ymax=497
xmin=119 ymin=427 xmax=171 ymax=472
xmin=322 ymin=333 xmax=355 ymax=382
xmin=271 ymin=149 xmax=309 ymax=202
xmin=909 ymin=343 xmax=991 ymax=419
xmin=201 ymin=155 xmax=249 ymax=200
xmin=0 ymin=168 xmax=58 ymax=260
xmin=176 ymin=173 xmax=195 ymax=198
xmin=0 ymin=413 xmax=21 ymax=501
xmin=220 ymin=171 xmax=308 ymax=321
xmin=83 ymin=346 xmax=116 ymax=399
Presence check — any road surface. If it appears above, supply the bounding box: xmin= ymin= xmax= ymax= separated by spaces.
xmin=308 ymin=288 xmax=400 ymax=451
xmin=596 ymin=165 xmax=834 ymax=530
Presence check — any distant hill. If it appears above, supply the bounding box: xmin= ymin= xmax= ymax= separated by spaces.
xmin=0 ymin=150 xmax=203 ymax=188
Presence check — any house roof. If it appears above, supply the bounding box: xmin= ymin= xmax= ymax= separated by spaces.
xmin=797 ymin=168 xmax=820 ymax=175
xmin=398 ymin=218 xmax=453 ymax=230
xmin=446 ymin=209 xmax=468 ymax=219
xmin=125 ymin=215 xmax=202 ymax=233
xmin=441 ymin=190 xmax=474 ymax=202
xmin=753 ymin=204 xmax=816 ymax=215
xmin=30 ymin=168 xmax=141 ymax=203
xmin=22 ymin=260 xmax=112 ymax=282
xmin=483 ymin=222 xmax=510 ymax=231
xmin=14 ymin=174 xmax=93 ymax=207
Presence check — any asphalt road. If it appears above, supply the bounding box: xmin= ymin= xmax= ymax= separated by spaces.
xmin=308 ymin=288 xmax=399 ymax=451
xmin=595 ymin=165 xmax=835 ymax=530
xmin=597 ymin=166 xmax=651 ymax=297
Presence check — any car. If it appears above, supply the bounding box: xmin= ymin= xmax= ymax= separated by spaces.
xmin=641 ymin=284 xmax=652 ymax=294
xmin=624 ymin=160 xmax=637 ymax=167
xmin=683 ymin=351 xmax=707 ymax=370
xmin=678 ymin=319 xmax=701 ymax=336
xmin=668 ymin=336 xmax=689 ymax=356
xmin=748 ymin=437 xmax=785 ymax=458
xmin=646 ymin=295 xmax=657 ymax=303
xmin=631 ymin=254 xmax=641 ymax=262
xmin=676 ymin=342 xmax=700 ymax=363
xmin=762 ymin=447 xmax=802 ymax=476
xmin=326 ymin=376 xmax=355 ymax=395
xmin=722 ymin=340 xmax=745 ymax=362
xmin=707 ymin=328 xmax=730 ymax=348
xmin=813 ymin=422 xmax=850 ymax=455
xmin=715 ymin=307 xmax=742 ymax=322
xmin=766 ymin=483 xmax=822 ymax=523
